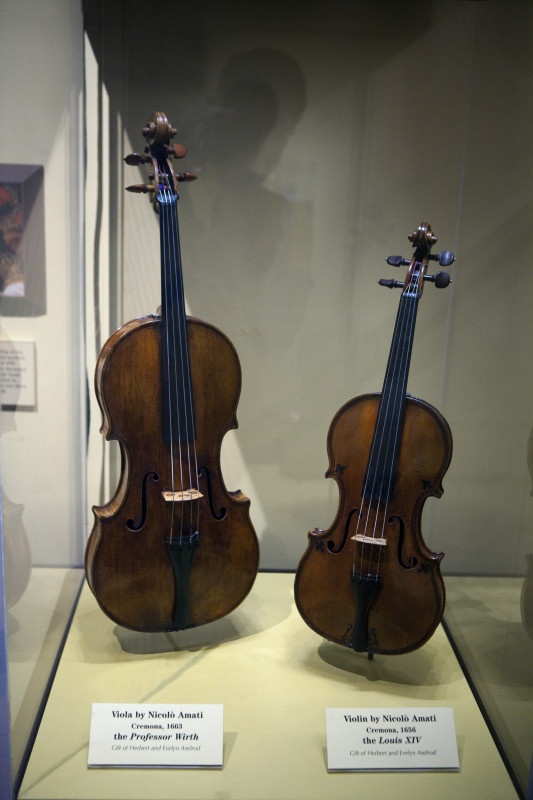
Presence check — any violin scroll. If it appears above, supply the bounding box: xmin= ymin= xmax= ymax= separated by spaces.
xmin=124 ymin=111 xmax=196 ymax=204
xmin=381 ymin=222 xmax=455 ymax=290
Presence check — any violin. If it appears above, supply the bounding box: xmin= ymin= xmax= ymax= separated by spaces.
xmin=85 ymin=112 xmax=259 ymax=632
xmin=294 ymin=223 xmax=454 ymax=655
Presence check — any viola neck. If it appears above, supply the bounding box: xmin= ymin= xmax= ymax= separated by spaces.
xmin=158 ymin=194 xmax=196 ymax=444
xmin=363 ymin=287 xmax=420 ymax=502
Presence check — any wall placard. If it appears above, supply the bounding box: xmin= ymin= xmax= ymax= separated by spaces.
xmin=0 ymin=340 xmax=36 ymax=409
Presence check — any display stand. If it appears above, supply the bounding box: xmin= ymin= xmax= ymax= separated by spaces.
xmin=18 ymin=572 xmax=517 ymax=800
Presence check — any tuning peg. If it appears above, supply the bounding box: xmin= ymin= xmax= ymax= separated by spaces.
xmin=124 ymin=152 xmax=152 ymax=166
xmin=125 ymin=183 xmax=155 ymax=194
xmin=378 ymin=279 xmax=404 ymax=289
xmin=386 ymin=256 xmax=410 ymax=267
xmin=439 ymin=250 xmax=455 ymax=267
xmin=428 ymin=250 xmax=455 ymax=267
xmin=424 ymin=271 xmax=451 ymax=288
xmin=176 ymin=172 xmax=197 ymax=182
xmin=379 ymin=271 xmax=452 ymax=290
xmin=171 ymin=143 xmax=188 ymax=159
xmin=142 ymin=122 xmax=156 ymax=138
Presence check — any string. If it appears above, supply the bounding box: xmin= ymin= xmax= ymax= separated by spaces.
xmin=170 ymin=185 xmax=200 ymax=542
xmin=159 ymin=171 xmax=200 ymax=545
xmin=160 ymin=189 xmax=180 ymax=541
xmin=352 ymin=261 xmax=423 ymax=581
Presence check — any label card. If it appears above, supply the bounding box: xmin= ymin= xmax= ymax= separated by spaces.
xmin=88 ymin=703 xmax=223 ymax=768
xmin=0 ymin=340 xmax=36 ymax=408
xmin=326 ymin=707 xmax=459 ymax=772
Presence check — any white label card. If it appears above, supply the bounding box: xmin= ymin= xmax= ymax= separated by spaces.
xmin=326 ymin=707 xmax=459 ymax=772
xmin=0 ymin=340 xmax=36 ymax=407
xmin=88 ymin=703 xmax=223 ymax=768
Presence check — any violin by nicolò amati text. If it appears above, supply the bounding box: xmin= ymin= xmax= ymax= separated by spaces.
xmin=294 ymin=223 xmax=454 ymax=656
xmin=85 ymin=112 xmax=259 ymax=632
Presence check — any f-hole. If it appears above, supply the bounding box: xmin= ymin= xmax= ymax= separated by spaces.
xmin=390 ymin=514 xmax=418 ymax=569
xmin=327 ymin=507 xmax=361 ymax=554
xmin=127 ymin=471 xmax=159 ymax=531
xmin=198 ymin=466 xmax=226 ymax=520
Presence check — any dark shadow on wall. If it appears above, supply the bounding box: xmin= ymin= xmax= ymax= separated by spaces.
xmin=82 ymin=0 xmax=436 ymax=563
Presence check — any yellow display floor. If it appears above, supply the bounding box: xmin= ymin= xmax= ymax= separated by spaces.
xmin=18 ymin=572 xmax=517 ymax=799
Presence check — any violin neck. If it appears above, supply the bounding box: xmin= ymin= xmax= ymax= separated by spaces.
xmin=363 ymin=289 xmax=419 ymax=502
xmin=159 ymin=195 xmax=196 ymax=444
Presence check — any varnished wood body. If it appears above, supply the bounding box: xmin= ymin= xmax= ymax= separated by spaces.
xmin=85 ymin=314 xmax=259 ymax=631
xmin=294 ymin=393 xmax=452 ymax=655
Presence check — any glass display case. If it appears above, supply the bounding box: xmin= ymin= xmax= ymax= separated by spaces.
xmin=0 ymin=1 xmax=86 ymax=796
xmin=1 ymin=1 xmax=532 ymax=797
xmin=444 ymin=577 xmax=533 ymax=798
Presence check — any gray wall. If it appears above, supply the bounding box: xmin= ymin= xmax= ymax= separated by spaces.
xmin=89 ymin=1 xmax=533 ymax=576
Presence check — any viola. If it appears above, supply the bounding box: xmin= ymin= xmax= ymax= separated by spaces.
xmin=294 ymin=223 xmax=454 ymax=655
xmin=85 ymin=112 xmax=259 ymax=632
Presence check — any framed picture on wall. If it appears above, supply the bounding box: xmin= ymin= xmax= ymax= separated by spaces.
xmin=0 ymin=164 xmax=46 ymax=316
